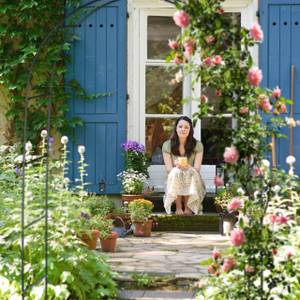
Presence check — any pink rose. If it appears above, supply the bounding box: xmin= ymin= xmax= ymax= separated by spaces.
xmin=168 ymin=39 xmax=179 ymax=50
xmin=205 ymin=35 xmax=215 ymax=44
xmin=217 ymin=7 xmax=225 ymax=15
xmin=212 ymin=248 xmax=221 ymax=260
xmin=270 ymin=214 xmax=277 ymax=223
xmin=214 ymin=176 xmax=224 ymax=187
xmin=247 ymin=67 xmax=263 ymax=86
xmin=272 ymin=86 xmax=281 ymax=98
xmin=239 ymin=107 xmax=249 ymax=114
xmin=223 ymin=146 xmax=239 ymax=164
xmin=215 ymin=89 xmax=222 ymax=97
xmin=222 ymin=258 xmax=235 ymax=273
xmin=183 ymin=39 xmax=195 ymax=58
xmin=230 ymin=229 xmax=246 ymax=246
xmin=255 ymin=166 xmax=263 ymax=176
xmin=174 ymin=55 xmax=183 ymax=65
xmin=260 ymin=99 xmax=272 ymax=112
xmin=207 ymin=265 xmax=216 ymax=274
xmin=249 ymin=23 xmax=264 ymax=42
xmin=173 ymin=10 xmax=190 ymax=28
xmin=213 ymin=55 xmax=222 ymax=65
xmin=277 ymin=216 xmax=288 ymax=224
xmin=227 ymin=197 xmax=242 ymax=213
xmin=279 ymin=104 xmax=286 ymax=113
xmin=201 ymin=95 xmax=208 ymax=104
xmin=203 ymin=57 xmax=213 ymax=66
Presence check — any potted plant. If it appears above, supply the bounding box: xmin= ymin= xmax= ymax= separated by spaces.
xmin=128 ymin=199 xmax=154 ymax=237
xmin=91 ymin=215 xmax=118 ymax=252
xmin=214 ymin=188 xmax=238 ymax=236
xmin=117 ymin=170 xmax=148 ymax=202
xmin=78 ymin=212 xmax=100 ymax=250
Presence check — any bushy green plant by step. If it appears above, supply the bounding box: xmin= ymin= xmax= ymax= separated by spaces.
xmin=128 ymin=199 xmax=154 ymax=223
xmin=86 ymin=195 xmax=116 ymax=216
xmin=0 ymin=136 xmax=117 ymax=299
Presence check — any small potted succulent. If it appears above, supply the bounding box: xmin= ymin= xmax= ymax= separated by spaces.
xmin=128 ymin=199 xmax=154 ymax=237
xmin=90 ymin=215 xmax=118 ymax=252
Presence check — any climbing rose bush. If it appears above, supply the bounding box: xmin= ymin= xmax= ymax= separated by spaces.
xmin=168 ymin=0 xmax=300 ymax=298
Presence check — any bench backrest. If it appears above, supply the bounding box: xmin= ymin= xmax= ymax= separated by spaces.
xmin=147 ymin=165 xmax=216 ymax=193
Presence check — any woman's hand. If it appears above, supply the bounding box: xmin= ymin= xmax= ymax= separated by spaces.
xmin=174 ymin=160 xmax=190 ymax=170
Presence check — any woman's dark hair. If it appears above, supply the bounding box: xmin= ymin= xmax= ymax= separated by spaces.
xmin=171 ymin=116 xmax=197 ymax=157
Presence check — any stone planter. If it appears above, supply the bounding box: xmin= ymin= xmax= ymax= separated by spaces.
xmin=133 ymin=219 xmax=153 ymax=237
xmin=219 ymin=212 xmax=238 ymax=236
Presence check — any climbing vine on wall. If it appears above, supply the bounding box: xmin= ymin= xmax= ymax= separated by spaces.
xmin=0 ymin=0 xmax=90 ymax=146
xmin=168 ymin=0 xmax=300 ymax=299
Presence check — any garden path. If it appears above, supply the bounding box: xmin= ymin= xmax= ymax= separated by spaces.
xmin=101 ymin=232 xmax=229 ymax=299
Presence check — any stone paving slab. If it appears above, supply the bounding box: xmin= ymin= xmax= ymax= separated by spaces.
xmin=104 ymin=232 xmax=229 ymax=278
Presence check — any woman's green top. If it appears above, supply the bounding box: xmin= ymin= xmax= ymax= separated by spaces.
xmin=162 ymin=140 xmax=204 ymax=166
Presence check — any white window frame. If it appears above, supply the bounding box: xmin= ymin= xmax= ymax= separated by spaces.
xmin=127 ymin=0 xmax=258 ymax=191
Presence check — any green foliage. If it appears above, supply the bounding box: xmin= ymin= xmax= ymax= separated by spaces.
xmin=128 ymin=199 xmax=154 ymax=223
xmin=0 ymin=0 xmax=98 ymax=145
xmin=0 ymin=141 xmax=117 ymax=299
xmin=86 ymin=195 xmax=116 ymax=216
xmin=214 ymin=188 xmax=234 ymax=211
xmin=90 ymin=215 xmax=114 ymax=240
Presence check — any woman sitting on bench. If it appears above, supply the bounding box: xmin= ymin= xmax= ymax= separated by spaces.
xmin=162 ymin=116 xmax=206 ymax=215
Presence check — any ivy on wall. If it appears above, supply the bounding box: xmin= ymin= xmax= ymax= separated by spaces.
xmin=0 ymin=0 xmax=87 ymax=146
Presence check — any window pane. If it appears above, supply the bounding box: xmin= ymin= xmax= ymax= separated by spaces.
xmin=146 ymin=118 xmax=174 ymax=165
xmin=148 ymin=16 xmax=180 ymax=60
xmin=201 ymin=117 xmax=232 ymax=165
xmin=146 ymin=66 xmax=183 ymax=114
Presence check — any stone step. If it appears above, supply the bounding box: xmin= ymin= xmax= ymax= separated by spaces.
xmin=144 ymin=193 xmax=217 ymax=213
xmin=153 ymin=213 xmax=219 ymax=232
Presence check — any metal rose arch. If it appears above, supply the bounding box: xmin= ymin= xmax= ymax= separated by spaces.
xmin=20 ymin=1 xmax=119 ymax=298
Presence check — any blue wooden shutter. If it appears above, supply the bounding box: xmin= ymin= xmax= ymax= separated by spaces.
xmin=260 ymin=0 xmax=300 ymax=174
xmin=67 ymin=0 xmax=127 ymax=193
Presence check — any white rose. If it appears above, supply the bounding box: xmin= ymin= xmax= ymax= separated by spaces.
xmin=261 ymin=159 xmax=270 ymax=168
xmin=25 ymin=141 xmax=32 ymax=152
xmin=78 ymin=145 xmax=85 ymax=154
xmin=286 ymin=155 xmax=296 ymax=165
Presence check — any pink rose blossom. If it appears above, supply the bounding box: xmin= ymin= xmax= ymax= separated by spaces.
xmin=201 ymin=95 xmax=208 ymax=104
xmin=173 ymin=10 xmax=190 ymax=28
xmin=230 ymin=229 xmax=246 ymax=246
xmin=279 ymin=104 xmax=286 ymax=113
xmin=228 ymin=197 xmax=242 ymax=213
xmin=203 ymin=57 xmax=213 ymax=66
xmin=272 ymin=86 xmax=281 ymax=98
xmin=205 ymin=35 xmax=215 ymax=44
xmin=168 ymin=39 xmax=179 ymax=50
xmin=207 ymin=265 xmax=216 ymax=274
xmin=270 ymin=214 xmax=277 ymax=223
xmin=277 ymin=216 xmax=288 ymax=224
xmin=249 ymin=23 xmax=264 ymax=42
xmin=239 ymin=107 xmax=249 ymax=114
xmin=247 ymin=67 xmax=263 ymax=86
xmin=223 ymin=146 xmax=239 ymax=164
xmin=245 ymin=265 xmax=255 ymax=273
xmin=222 ymin=258 xmax=235 ymax=273
xmin=212 ymin=248 xmax=221 ymax=260
xmin=215 ymin=89 xmax=222 ymax=97
xmin=255 ymin=166 xmax=263 ymax=176
xmin=260 ymin=99 xmax=272 ymax=112
xmin=183 ymin=39 xmax=195 ymax=58
xmin=287 ymin=251 xmax=294 ymax=259
xmin=217 ymin=7 xmax=225 ymax=15
xmin=214 ymin=176 xmax=224 ymax=187
xmin=174 ymin=55 xmax=183 ymax=65
xmin=213 ymin=55 xmax=223 ymax=65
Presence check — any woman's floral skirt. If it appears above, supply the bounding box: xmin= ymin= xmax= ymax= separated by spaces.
xmin=164 ymin=167 xmax=206 ymax=215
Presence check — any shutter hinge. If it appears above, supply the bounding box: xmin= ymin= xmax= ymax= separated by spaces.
xmin=127 ymin=12 xmax=130 ymax=19
xmin=126 ymin=94 xmax=130 ymax=102
xmin=256 ymin=10 xmax=260 ymax=19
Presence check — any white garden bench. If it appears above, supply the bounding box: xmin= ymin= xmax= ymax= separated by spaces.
xmin=147 ymin=165 xmax=216 ymax=194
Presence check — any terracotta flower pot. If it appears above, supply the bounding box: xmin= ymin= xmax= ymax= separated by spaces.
xmin=100 ymin=231 xmax=118 ymax=252
xmin=121 ymin=194 xmax=144 ymax=203
xmin=81 ymin=229 xmax=100 ymax=250
xmin=133 ymin=219 xmax=153 ymax=237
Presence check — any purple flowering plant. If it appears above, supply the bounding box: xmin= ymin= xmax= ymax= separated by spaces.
xmin=121 ymin=140 xmax=149 ymax=177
